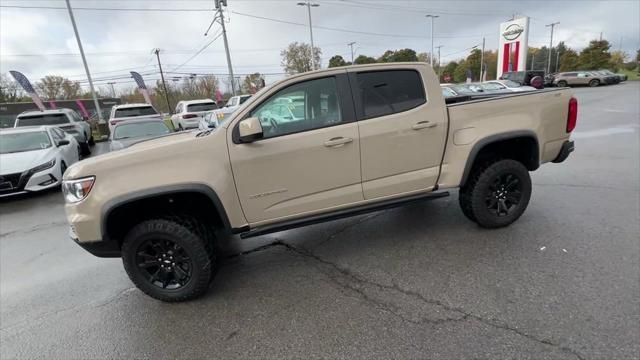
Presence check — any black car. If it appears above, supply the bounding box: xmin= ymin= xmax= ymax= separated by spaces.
xmin=500 ymin=70 xmax=547 ymax=89
xmin=597 ymin=69 xmax=628 ymax=82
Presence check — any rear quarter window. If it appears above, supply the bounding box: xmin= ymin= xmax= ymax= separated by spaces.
xmin=354 ymin=70 xmax=426 ymax=119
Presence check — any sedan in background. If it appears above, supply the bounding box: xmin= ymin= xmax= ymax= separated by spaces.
xmin=482 ymin=80 xmax=537 ymax=92
xmin=597 ymin=69 xmax=627 ymax=82
xmin=0 ymin=126 xmax=79 ymax=197
xmin=109 ymin=120 xmax=172 ymax=151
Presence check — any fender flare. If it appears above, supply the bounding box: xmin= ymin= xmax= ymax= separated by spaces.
xmin=459 ymin=130 xmax=539 ymax=188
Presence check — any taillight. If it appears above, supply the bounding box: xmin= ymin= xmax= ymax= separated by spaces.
xmin=183 ymin=114 xmax=197 ymax=119
xmin=567 ymin=97 xmax=578 ymax=133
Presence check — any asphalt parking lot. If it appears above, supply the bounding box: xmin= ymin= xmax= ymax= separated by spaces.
xmin=1 ymin=82 xmax=638 ymax=359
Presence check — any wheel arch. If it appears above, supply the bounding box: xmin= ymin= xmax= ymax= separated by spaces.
xmin=459 ymin=130 xmax=539 ymax=188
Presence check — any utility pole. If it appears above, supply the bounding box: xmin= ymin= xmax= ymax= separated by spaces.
xmin=154 ymin=48 xmax=172 ymax=113
xmin=298 ymin=1 xmax=320 ymax=70
xmin=435 ymin=45 xmax=443 ymax=78
xmin=107 ymin=82 xmax=116 ymax=98
xmin=479 ymin=37 xmax=485 ymax=82
xmin=426 ymin=14 xmax=439 ymax=67
xmin=545 ymin=22 xmax=559 ymax=74
xmin=531 ymin=52 xmax=535 ymax=70
xmin=215 ymin=0 xmax=236 ymax=95
xmin=348 ymin=42 xmax=356 ymax=64
xmin=64 ymin=0 xmax=103 ymax=123
xmin=599 ymin=32 xmax=603 ymax=41
xmin=555 ymin=51 xmax=560 ymax=73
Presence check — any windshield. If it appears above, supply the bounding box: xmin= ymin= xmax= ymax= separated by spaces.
xmin=0 ymin=131 xmax=51 ymax=154
xmin=187 ymin=103 xmax=218 ymax=112
xmin=16 ymin=114 xmax=69 ymax=126
xmin=113 ymin=122 xmax=170 ymax=140
xmin=501 ymin=80 xmax=522 ymax=88
xmin=481 ymin=83 xmax=505 ymax=90
xmin=114 ymin=106 xmax=157 ymax=118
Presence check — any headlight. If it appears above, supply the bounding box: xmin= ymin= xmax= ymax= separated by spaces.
xmin=62 ymin=176 xmax=95 ymax=203
xmin=29 ymin=158 xmax=56 ymax=174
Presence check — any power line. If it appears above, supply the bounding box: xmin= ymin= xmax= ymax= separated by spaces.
xmin=171 ymin=30 xmax=223 ymax=71
xmin=0 ymin=5 xmax=214 ymax=12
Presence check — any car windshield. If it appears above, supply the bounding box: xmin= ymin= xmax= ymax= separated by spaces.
xmin=501 ymin=80 xmax=522 ymax=88
xmin=114 ymin=106 xmax=157 ymax=118
xmin=0 ymin=131 xmax=51 ymax=154
xmin=113 ymin=122 xmax=170 ymax=140
xmin=481 ymin=83 xmax=505 ymax=90
xmin=16 ymin=114 xmax=69 ymax=126
xmin=187 ymin=103 xmax=218 ymax=112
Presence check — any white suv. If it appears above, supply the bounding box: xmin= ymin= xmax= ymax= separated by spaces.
xmin=170 ymin=99 xmax=218 ymax=131
xmin=15 ymin=108 xmax=92 ymax=155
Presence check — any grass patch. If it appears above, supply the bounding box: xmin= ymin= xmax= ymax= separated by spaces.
xmin=619 ymin=68 xmax=640 ymax=81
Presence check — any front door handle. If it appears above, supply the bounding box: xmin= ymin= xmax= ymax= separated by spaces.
xmin=412 ymin=121 xmax=437 ymax=130
xmin=324 ymin=137 xmax=353 ymax=147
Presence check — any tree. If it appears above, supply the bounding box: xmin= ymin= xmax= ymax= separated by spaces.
xmin=280 ymin=42 xmax=321 ymax=74
xmin=465 ymin=49 xmax=482 ymax=81
xmin=196 ymin=75 xmax=219 ymax=98
xmin=578 ymin=39 xmax=611 ymax=70
xmin=36 ymin=75 xmax=65 ymax=100
xmin=0 ymin=73 xmax=26 ymax=102
xmin=61 ymin=79 xmax=81 ymax=99
xmin=328 ymin=55 xmax=348 ymax=68
xmin=242 ymin=73 xmax=265 ymax=94
xmin=417 ymin=52 xmax=431 ymax=64
xmin=609 ymin=50 xmax=628 ymax=71
xmin=377 ymin=49 xmax=418 ymax=63
xmin=354 ymin=55 xmax=376 ymax=64
xmin=453 ymin=60 xmax=468 ymax=83
xmin=559 ymin=49 xmax=579 ymax=71
xmin=442 ymin=61 xmax=458 ymax=82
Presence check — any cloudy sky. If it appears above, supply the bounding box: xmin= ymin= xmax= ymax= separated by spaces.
xmin=1 ymin=0 xmax=638 ymax=93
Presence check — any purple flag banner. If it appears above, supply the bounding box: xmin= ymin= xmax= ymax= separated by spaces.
xmin=9 ymin=70 xmax=45 ymax=111
xmin=130 ymin=71 xmax=153 ymax=105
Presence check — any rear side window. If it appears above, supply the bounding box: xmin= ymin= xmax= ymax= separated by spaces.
xmin=354 ymin=70 xmax=426 ymax=119
xmin=187 ymin=103 xmax=218 ymax=112
xmin=16 ymin=114 xmax=70 ymax=126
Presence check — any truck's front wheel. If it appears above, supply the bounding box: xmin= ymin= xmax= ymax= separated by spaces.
xmin=459 ymin=159 xmax=532 ymax=228
xmin=121 ymin=217 xmax=215 ymax=302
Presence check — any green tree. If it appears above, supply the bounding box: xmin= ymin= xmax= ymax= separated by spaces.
xmin=280 ymin=42 xmax=321 ymax=74
xmin=442 ymin=61 xmax=458 ymax=82
xmin=578 ymin=39 xmax=611 ymax=70
xmin=354 ymin=55 xmax=376 ymax=64
xmin=609 ymin=50 xmax=628 ymax=71
xmin=453 ymin=60 xmax=468 ymax=83
xmin=559 ymin=49 xmax=580 ymax=71
xmin=377 ymin=49 xmax=418 ymax=63
xmin=242 ymin=73 xmax=265 ymax=94
xmin=465 ymin=49 xmax=482 ymax=81
xmin=417 ymin=52 xmax=430 ymax=63
xmin=328 ymin=55 xmax=348 ymax=68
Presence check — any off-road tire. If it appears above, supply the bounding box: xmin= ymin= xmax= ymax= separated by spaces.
xmin=556 ymin=80 xmax=568 ymax=87
xmin=589 ymin=79 xmax=600 ymax=87
xmin=459 ymin=159 xmax=532 ymax=228
xmin=122 ymin=216 xmax=216 ymax=302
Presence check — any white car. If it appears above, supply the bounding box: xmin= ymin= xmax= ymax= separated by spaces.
xmin=109 ymin=103 xmax=164 ymax=133
xmin=170 ymin=99 xmax=218 ymax=131
xmin=209 ymin=94 xmax=252 ymax=123
xmin=109 ymin=119 xmax=172 ymax=151
xmin=15 ymin=108 xmax=92 ymax=155
xmin=0 ymin=126 xmax=79 ymax=197
xmin=482 ymin=80 xmax=537 ymax=92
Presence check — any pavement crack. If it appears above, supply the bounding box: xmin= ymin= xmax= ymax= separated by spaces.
xmin=0 ymin=221 xmax=68 ymax=238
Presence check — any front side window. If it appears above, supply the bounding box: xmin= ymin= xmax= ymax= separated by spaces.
xmin=251 ymin=76 xmax=342 ymax=139
xmin=16 ymin=114 xmax=70 ymax=126
xmin=355 ymin=70 xmax=426 ymax=119
xmin=0 ymin=131 xmax=52 ymax=153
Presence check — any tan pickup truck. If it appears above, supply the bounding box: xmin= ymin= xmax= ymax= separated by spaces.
xmin=62 ymin=63 xmax=576 ymax=302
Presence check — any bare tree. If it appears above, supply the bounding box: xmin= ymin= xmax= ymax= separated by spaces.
xmin=281 ymin=42 xmax=321 ymax=74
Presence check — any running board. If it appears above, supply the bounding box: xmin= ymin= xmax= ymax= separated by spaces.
xmin=240 ymin=191 xmax=450 ymax=239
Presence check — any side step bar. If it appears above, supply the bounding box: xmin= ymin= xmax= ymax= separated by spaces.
xmin=240 ymin=191 xmax=449 ymax=239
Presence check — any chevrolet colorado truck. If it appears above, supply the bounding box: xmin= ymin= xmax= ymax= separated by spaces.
xmin=63 ymin=63 xmax=576 ymax=302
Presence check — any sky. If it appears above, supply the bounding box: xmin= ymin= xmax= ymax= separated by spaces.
xmin=1 ymin=0 xmax=639 ymax=93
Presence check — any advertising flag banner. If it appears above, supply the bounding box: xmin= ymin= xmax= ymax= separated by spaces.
xmin=130 ymin=71 xmax=153 ymax=105
xmin=9 ymin=70 xmax=46 ymax=111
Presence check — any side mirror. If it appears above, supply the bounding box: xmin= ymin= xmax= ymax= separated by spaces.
xmin=208 ymin=123 xmax=217 ymax=129
xmin=238 ymin=117 xmax=263 ymax=143
xmin=57 ymin=139 xmax=70 ymax=147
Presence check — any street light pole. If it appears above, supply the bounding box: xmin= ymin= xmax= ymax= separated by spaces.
xmin=435 ymin=45 xmax=443 ymax=78
xmin=545 ymin=22 xmax=560 ymax=74
xmin=298 ymin=2 xmax=320 ymax=70
xmin=426 ymin=14 xmax=439 ymax=67
xmin=64 ymin=0 xmax=103 ymax=123
xmin=348 ymin=42 xmax=356 ymax=64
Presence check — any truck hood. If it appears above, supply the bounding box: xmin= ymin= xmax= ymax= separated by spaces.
xmin=0 ymin=148 xmax=55 ymax=175
xmin=64 ymin=129 xmax=223 ymax=180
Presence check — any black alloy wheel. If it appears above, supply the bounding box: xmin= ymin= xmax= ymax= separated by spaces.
xmin=485 ymin=173 xmax=523 ymax=217
xmin=136 ymin=238 xmax=193 ymax=290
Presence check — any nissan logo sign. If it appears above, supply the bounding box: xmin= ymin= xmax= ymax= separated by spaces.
xmin=502 ymin=24 xmax=524 ymax=41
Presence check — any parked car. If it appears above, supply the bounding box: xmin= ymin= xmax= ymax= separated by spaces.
xmin=590 ymin=70 xmax=619 ymax=84
xmin=63 ymin=63 xmax=576 ymax=302
xmin=198 ymin=111 xmax=231 ymax=131
xmin=170 ymin=99 xmax=218 ymax=131
xmin=209 ymin=94 xmax=252 ymax=123
xmin=441 ymin=85 xmax=459 ymax=97
xmin=482 ymin=80 xmax=537 ymax=92
xmin=15 ymin=108 xmax=92 ymax=155
xmin=0 ymin=126 xmax=79 ymax=197
xmin=108 ymin=103 xmax=163 ymax=133
xmin=554 ymin=71 xmax=604 ymax=87
xmin=109 ymin=120 xmax=172 ymax=151
xmin=597 ymin=69 xmax=627 ymax=82
xmin=500 ymin=70 xmax=546 ymax=89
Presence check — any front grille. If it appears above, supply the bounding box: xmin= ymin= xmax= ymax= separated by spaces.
xmin=0 ymin=173 xmax=21 ymax=188
xmin=0 ymin=172 xmax=32 ymax=193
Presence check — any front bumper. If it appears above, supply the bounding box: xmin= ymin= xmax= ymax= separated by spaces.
xmin=69 ymin=227 xmax=121 ymax=257
xmin=552 ymin=140 xmax=575 ymax=163
xmin=0 ymin=168 xmax=60 ymax=197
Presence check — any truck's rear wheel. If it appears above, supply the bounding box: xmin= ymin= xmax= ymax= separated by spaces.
xmin=459 ymin=159 xmax=532 ymax=228
xmin=121 ymin=217 xmax=215 ymax=302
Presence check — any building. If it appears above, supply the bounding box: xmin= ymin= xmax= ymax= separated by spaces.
xmin=0 ymin=98 xmax=121 ymax=128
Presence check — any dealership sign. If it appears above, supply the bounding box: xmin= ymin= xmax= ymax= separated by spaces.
xmin=497 ymin=17 xmax=530 ymax=78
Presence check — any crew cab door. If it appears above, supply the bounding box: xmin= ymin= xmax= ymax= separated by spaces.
xmin=227 ymin=73 xmax=362 ymax=224
xmin=348 ymin=66 xmax=447 ymax=199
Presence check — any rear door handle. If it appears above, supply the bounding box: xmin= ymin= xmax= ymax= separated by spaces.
xmin=412 ymin=121 xmax=437 ymax=130
xmin=324 ymin=137 xmax=353 ymax=147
